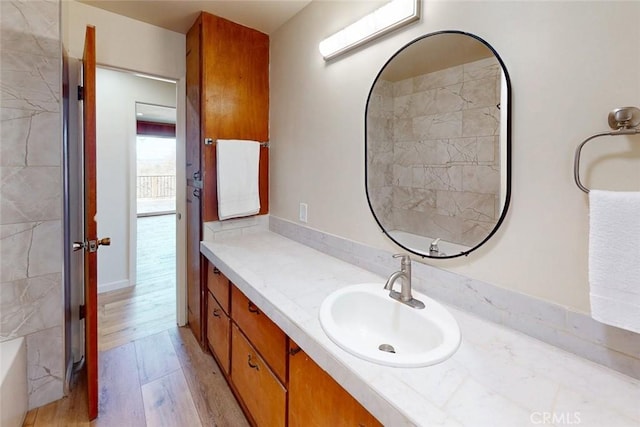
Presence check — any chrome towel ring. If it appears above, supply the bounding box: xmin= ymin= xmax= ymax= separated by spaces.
xmin=574 ymin=106 xmax=640 ymax=193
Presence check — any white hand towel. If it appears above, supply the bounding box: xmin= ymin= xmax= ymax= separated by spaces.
xmin=216 ymin=139 xmax=261 ymax=220
xmin=589 ymin=190 xmax=640 ymax=334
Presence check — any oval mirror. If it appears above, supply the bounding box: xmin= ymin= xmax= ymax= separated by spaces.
xmin=365 ymin=31 xmax=511 ymax=258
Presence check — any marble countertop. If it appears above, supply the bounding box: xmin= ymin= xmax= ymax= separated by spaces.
xmin=201 ymin=230 xmax=640 ymax=427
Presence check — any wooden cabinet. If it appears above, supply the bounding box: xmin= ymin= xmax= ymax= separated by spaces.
xmin=186 ymin=11 xmax=269 ymax=346
xmin=207 ymin=293 xmax=230 ymax=374
xmin=201 ymin=269 xmax=381 ymax=426
xmin=207 ymin=263 xmax=230 ymax=313
xmin=289 ymin=341 xmax=382 ymax=427
xmin=186 ymin=187 xmax=203 ymax=343
xmin=231 ymin=286 xmax=287 ymax=383
xmin=231 ymin=324 xmax=286 ymax=427
xmin=186 ymin=12 xmax=269 ymax=223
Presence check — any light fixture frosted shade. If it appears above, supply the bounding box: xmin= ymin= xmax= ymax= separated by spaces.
xmin=318 ymin=0 xmax=420 ymax=61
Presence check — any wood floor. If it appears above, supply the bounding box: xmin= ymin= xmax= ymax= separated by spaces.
xmin=99 ymin=214 xmax=177 ymax=351
xmin=24 ymin=327 xmax=249 ymax=426
xmin=24 ymin=215 xmax=249 ymax=426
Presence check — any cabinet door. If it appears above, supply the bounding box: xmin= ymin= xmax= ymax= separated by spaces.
xmin=207 ymin=263 xmax=230 ymax=314
xmin=231 ymin=286 xmax=287 ymax=382
xmin=200 ymin=12 xmax=269 ymax=222
xmin=231 ymin=324 xmax=286 ymax=427
xmin=289 ymin=342 xmax=381 ymax=427
xmin=186 ymin=186 xmax=202 ymax=343
xmin=207 ymin=293 xmax=230 ymax=375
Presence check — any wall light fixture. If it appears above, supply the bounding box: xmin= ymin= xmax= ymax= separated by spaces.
xmin=318 ymin=0 xmax=421 ymax=61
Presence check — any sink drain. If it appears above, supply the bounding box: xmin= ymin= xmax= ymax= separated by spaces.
xmin=378 ymin=343 xmax=396 ymax=353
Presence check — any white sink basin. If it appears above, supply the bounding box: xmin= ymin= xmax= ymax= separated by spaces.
xmin=319 ymin=283 xmax=461 ymax=367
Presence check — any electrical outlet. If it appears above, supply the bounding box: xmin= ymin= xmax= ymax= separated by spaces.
xmin=299 ymin=203 xmax=308 ymax=223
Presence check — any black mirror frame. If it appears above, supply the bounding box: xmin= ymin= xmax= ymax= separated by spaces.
xmin=364 ymin=30 xmax=512 ymax=259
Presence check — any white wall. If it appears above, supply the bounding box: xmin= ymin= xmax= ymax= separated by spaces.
xmin=62 ymin=0 xmax=185 ymax=79
xmin=270 ymin=1 xmax=640 ymax=313
xmin=96 ymin=68 xmax=176 ymax=292
xmin=62 ymin=0 xmax=187 ymax=320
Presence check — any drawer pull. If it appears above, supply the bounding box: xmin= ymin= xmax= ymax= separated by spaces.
xmin=289 ymin=346 xmax=302 ymax=356
xmin=213 ymin=267 xmax=221 ymax=275
xmin=247 ymin=354 xmax=260 ymax=370
xmin=212 ymin=308 xmax=221 ymax=318
xmin=248 ymin=302 xmax=260 ymax=315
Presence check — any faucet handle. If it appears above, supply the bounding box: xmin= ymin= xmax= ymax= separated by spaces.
xmin=392 ymin=253 xmax=411 ymax=266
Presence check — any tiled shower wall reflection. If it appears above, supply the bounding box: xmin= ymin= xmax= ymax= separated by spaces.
xmin=0 ymin=0 xmax=64 ymax=408
xmin=368 ymin=57 xmax=501 ymax=247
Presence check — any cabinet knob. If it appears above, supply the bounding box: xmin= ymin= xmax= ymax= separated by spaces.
xmin=248 ymin=302 xmax=260 ymax=315
xmin=212 ymin=308 xmax=221 ymax=318
xmin=247 ymin=354 xmax=259 ymax=370
xmin=289 ymin=346 xmax=302 ymax=356
xmin=213 ymin=267 xmax=221 ymax=275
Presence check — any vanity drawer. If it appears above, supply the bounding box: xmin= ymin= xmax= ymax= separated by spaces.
xmin=207 ymin=263 xmax=230 ymax=314
xmin=231 ymin=324 xmax=286 ymax=427
xmin=207 ymin=292 xmax=230 ymax=375
xmin=231 ymin=286 xmax=287 ymax=383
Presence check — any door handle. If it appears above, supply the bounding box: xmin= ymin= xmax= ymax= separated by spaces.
xmin=73 ymin=237 xmax=111 ymax=253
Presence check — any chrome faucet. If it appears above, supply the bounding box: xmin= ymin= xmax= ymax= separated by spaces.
xmin=429 ymin=238 xmax=441 ymax=256
xmin=384 ymin=254 xmax=425 ymax=309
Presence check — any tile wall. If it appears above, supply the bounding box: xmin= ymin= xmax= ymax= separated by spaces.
xmin=368 ymin=57 xmax=501 ymax=247
xmin=0 ymin=0 xmax=64 ymax=408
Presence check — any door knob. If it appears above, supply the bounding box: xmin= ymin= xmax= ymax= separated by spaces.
xmin=73 ymin=237 xmax=111 ymax=252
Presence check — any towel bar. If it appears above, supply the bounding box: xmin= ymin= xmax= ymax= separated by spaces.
xmin=573 ymin=107 xmax=640 ymax=193
xmin=204 ymin=138 xmax=269 ymax=148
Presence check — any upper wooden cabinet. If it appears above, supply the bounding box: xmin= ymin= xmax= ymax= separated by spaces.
xmin=186 ymin=12 xmax=269 ymax=222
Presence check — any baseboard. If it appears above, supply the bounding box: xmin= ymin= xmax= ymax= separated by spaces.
xmin=98 ymin=279 xmax=130 ymax=294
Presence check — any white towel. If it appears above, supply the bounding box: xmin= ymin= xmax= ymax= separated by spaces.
xmin=589 ymin=190 xmax=640 ymax=333
xmin=216 ymin=139 xmax=261 ymax=220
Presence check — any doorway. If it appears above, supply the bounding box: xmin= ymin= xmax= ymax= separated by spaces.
xmin=95 ymin=68 xmax=179 ymax=351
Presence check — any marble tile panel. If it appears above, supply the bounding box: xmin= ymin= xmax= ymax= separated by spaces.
xmin=462 ymin=164 xmax=499 ymax=193
xmin=393 ymin=187 xmax=437 ymax=213
xmin=1 ymin=108 xmax=30 ymax=166
xmin=394 ymin=139 xmax=443 ymax=166
xmin=444 ymin=377 xmax=533 ymax=427
xmin=0 ymin=1 xmax=59 ymax=49
xmin=393 ymin=117 xmax=415 ymax=142
xmin=554 ymin=387 xmax=638 ymax=426
xmin=459 ymin=219 xmax=495 ymax=247
xmin=393 ymin=78 xmax=413 ymax=97
xmin=566 ymin=311 xmax=640 ymax=358
xmin=463 ymin=57 xmax=500 ymax=81
xmin=392 ymin=164 xmax=412 ymax=187
xmin=429 ymin=84 xmax=464 ymax=115
xmin=26 ymin=325 xmax=64 ymax=409
xmin=435 ymin=191 xmax=495 ymax=221
xmin=0 ymin=166 xmax=61 ymax=223
xmin=452 ymin=339 xmax=560 ymax=413
xmin=413 ymin=112 xmax=462 ymax=140
xmin=0 ymin=273 xmax=62 ymax=340
xmin=1 ymin=50 xmax=61 ymax=108
xmin=0 ymin=222 xmax=34 ymax=282
xmin=462 ymin=107 xmax=500 ymax=137
xmin=393 ymin=93 xmax=412 ymax=119
xmin=461 ymin=77 xmax=498 ymax=110
xmin=414 ymin=65 xmax=463 ymax=92
xmin=26 ymin=112 xmax=61 ymax=166
xmin=413 ymin=165 xmax=463 ymax=191
xmin=28 ymin=220 xmax=62 ymax=277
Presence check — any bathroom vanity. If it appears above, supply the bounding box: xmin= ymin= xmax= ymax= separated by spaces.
xmin=203 ymin=260 xmax=380 ymax=426
xmin=200 ymin=224 xmax=640 ymax=426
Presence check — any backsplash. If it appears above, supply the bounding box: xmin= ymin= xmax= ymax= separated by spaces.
xmin=0 ymin=0 xmax=64 ymax=408
xmin=269 ymin=216 xmax=640 ymax=380
xmin=367 ymin=57 xmax=501 ymax=247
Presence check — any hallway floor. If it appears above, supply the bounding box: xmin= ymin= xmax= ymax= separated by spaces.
xmin=98 ymin=214 xmax=177 ymax=351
